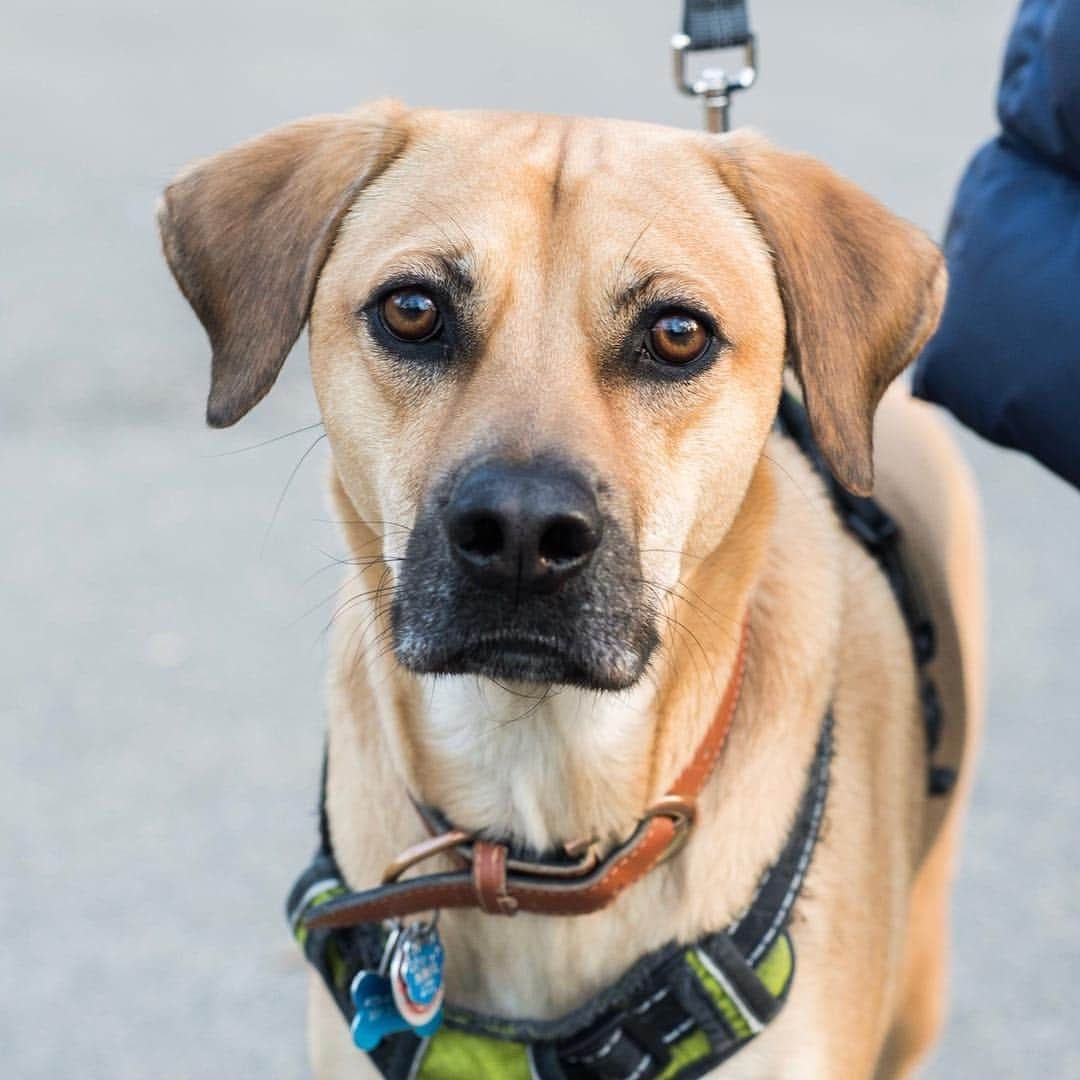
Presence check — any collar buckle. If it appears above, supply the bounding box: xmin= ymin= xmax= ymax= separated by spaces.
xmin=642 ymin=794 xmax=698 ymax=862
xmin=381 ymin=829 xmax=474 ymax=885
xmin=503 ymin=837 xmax=602 ymax=880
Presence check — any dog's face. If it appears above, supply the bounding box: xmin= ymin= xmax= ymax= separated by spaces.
xmin=160 ymin=102 xmax=944 ymax=693
xmin=310 ymin=112 xmax=787 ymax=690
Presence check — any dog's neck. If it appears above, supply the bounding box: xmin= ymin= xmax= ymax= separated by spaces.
xmin=401 ymin=671 xmax=660 ymax=853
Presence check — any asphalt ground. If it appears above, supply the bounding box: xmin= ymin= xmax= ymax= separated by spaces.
xmin=4 ymin=1 xmax=1079 ymax=1076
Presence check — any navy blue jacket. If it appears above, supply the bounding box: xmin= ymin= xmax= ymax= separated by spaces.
xmin=913 ymin=0 xmax=1080 ymax=488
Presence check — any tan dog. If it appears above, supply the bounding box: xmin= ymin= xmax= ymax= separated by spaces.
xmin=159 ymin=100 xmax=983 ymax=1078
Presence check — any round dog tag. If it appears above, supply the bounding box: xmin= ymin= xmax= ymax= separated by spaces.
xmin=389 ymin=923 xmax=445 ymax=1026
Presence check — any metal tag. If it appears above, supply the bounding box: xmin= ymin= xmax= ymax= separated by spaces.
xmin=389 ymin=922 xmax=445 ymax=1028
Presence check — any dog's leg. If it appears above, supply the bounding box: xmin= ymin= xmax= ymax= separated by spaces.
xmin=874 ymin=811 xmax=960 ymax=1078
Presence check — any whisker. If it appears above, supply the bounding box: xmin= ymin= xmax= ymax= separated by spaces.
xmin=345 ymin=576 xmax=398 ymax=673
xmin=322 ymin=581 xmax=400 ymax=642
xmin=761 ymin=451 xmax=817 ymax=508
xmin=315 ymin=518 xmax=414 ymax=533
xmin=634 ymin=574 xmax=743 ymax=645
xmin=639 ymin=547 xmax=708 ymax=562
xmin=262 ymin=432 xmax=329 ymax=556
xmin=647 ymin=597 xmax=716 ymax=696
xmin=617 ymin=199 xmax=673 ymax=284
xmin=294 ymin=567 xmax=397 ymax=630
xmin=665 ymin=577 xmax=738 ymax=634
xmin=491 ymin=683 xmax=556 ymax=730
xmin=298 ymin=545 xmax=378 ymax=589
xmin=205 ymin=420 xmax=325 ymax=458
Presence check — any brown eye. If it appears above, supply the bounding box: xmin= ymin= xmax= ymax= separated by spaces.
xmin=380 ymin=288 xmax=441 ymax=342
xmin=648 ymin=311 xmax=711 ymax=366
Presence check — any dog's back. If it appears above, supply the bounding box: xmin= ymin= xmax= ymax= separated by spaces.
xmin=872 ymin=382 xmax=984 ymax=1072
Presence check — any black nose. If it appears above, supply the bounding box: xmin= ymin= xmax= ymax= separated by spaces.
xmin=445 ymin=462 xmax=603 ymax=595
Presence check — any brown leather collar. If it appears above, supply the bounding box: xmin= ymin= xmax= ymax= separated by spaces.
xmin=306 ymin=615 xmax=750 ymax=931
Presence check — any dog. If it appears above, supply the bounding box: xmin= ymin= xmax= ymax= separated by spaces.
xmin=159 ymin=100 xmax=983 ymax=1079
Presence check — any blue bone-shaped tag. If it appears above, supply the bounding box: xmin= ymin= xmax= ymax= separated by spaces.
xmin=349 ymin=971 xmax=443 ymax=1051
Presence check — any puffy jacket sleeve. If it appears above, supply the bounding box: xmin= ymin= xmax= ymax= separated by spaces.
xmin=913 ymin=0 xmax=1080 ymax=488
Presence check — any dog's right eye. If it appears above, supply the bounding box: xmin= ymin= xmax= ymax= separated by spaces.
xmin=647 ymin=311 xmax=712 ymax=366
xmin=380 ymin=288 xmax=442 ymax=343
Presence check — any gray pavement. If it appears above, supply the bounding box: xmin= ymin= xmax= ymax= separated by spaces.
xmin=4 ymin=1 xmax=1079 ymax=1076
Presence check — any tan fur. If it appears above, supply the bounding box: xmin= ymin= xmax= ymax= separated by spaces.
xmin=159 ymin=104 xmax=984 ymax=1078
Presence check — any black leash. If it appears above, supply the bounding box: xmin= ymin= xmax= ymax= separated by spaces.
xmin=672 ymin=0 xmax=757 ymax=132
xmin=681 ymin=0 xmax=752 ymax=50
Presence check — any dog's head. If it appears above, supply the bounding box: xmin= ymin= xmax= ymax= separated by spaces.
xmin=160 ymin=102 xmax=944 ymax=692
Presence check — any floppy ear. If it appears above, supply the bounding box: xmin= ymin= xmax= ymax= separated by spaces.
xmin=158 ymin=99 xmax=408 ymax=427
xmin=714 ymin=130 xmax=946 ymax=496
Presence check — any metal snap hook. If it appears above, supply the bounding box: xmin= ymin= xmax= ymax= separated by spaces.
xmin=671 ymin=33 xmax=758 ymax=133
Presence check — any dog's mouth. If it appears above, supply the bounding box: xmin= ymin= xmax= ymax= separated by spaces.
xmin=394 ymin=609 xmax=656 ymax=693
xmin=418 ymin=633 xmax=602 ymax=689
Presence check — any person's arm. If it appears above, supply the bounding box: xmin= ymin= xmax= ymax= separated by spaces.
xmin=913 ymin=0 xmax=1080 ymax=488
xmin=998 ymin=0 xmax=1080 ymax=170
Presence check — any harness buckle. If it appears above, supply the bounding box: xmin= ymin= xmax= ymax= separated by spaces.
xmin=671 ymin=33 xmax=757 ymax=133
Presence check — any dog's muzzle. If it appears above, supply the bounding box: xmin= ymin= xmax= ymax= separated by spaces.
xmin=391 ymin=458 xmax=657 ymax=690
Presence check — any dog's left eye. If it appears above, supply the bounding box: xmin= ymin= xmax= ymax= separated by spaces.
xmin=380 ymin=288 xmax=442 ymax=342
xmin=647 ymin=311 xmax=712 ymax=366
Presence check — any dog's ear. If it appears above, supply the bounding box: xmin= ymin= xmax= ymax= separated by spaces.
xmin=158 ymin=99 xmax=408 ymax=427
xmin=714 ymin=130 xmax=946 ymax=496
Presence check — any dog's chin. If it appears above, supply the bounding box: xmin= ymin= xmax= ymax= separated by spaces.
xmin=396 ymin=634 xmax=650 ymax=692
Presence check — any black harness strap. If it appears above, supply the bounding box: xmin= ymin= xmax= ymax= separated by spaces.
xmin=681 ymin=0 xmax=752 ymax=51
xmin=775 ymin=392 xmax=954 ymax=796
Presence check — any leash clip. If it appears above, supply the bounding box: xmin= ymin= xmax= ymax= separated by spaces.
xmin=671 ymin=33 xmax=757 ymax=133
